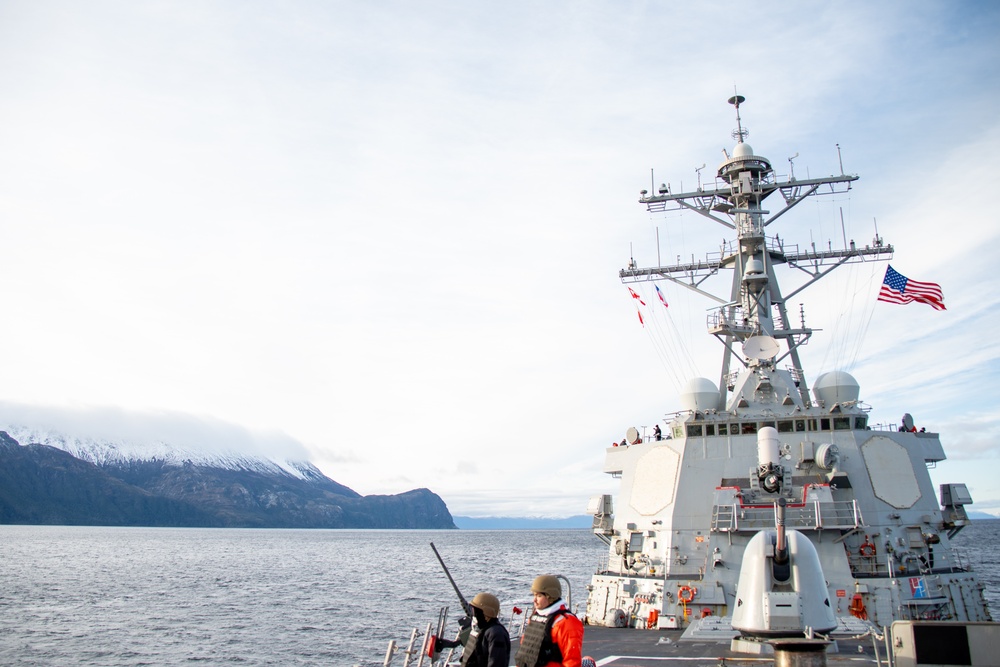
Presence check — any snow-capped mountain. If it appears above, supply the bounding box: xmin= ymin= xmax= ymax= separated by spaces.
xmin=0 ymin=423 xmax=455 ymax=529
xmin=1 ymin=424 xmax=324 ymax=482
xmin=0 ymin=404 xmax=455 ymax=528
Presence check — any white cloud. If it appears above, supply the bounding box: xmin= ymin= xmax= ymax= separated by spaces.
xmin=0 ymin=1 xmax=998 ymax=517
xmin=0 ymin=400 xmax=311 ymax=462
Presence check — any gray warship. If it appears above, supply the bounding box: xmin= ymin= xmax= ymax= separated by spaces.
xmin=583 ymin=94 xmax=992 ymax=637
xmin=382 ymin=96 xmax=998 ymax=666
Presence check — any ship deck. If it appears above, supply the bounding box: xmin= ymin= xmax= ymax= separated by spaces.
xmin=582 ymin=625 xmax=883 ymax=666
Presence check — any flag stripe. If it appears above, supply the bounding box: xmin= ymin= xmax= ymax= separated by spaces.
xmin=877 ymin=265 xmax=945 ymax=310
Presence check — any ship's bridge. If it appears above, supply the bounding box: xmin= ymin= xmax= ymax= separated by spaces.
xmin=669 ymin=411 xmax=869 ymax=441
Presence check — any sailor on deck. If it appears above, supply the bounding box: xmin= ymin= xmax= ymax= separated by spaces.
xmin=514 ymin=575 xmax=583 ymax=667
xmin=434 ymin=592 xmax=510 ymax=667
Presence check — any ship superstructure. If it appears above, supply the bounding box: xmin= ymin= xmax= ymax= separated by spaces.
xmin=585 ymin=95 xmax=989 ymax=631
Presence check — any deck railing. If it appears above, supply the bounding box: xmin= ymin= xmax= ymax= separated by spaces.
xmin=711 ymin=499 xmax=862 ymax=532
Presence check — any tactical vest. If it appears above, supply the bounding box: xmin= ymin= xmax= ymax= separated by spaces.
xmin=513 ymin=609 xmax=567 ymax=667
xmin=459 ymin=624 xmax=482 ymax=667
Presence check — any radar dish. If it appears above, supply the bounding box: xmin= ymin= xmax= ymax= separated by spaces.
xmin=625 ymin=427 xmax=640 ymax=444
xmin=743 ymin=335 xmax=779 ymax=360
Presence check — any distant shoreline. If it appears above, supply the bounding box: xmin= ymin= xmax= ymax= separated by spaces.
xmin=452 ymin=515 xmax=592 ymax=530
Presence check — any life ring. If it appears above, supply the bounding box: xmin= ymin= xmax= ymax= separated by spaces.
xmin=677 ymin=586 xmax=696 ymax=603
xmin=859 ymin=541 xmax=876 ymax=558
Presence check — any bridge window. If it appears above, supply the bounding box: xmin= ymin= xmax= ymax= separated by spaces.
xmin=795 ymin=420 xmax=806 ymax=432
xmin=718 ymin=423 xmax=729 ymax=436
xmin=833 ymin=417 xmax=851 ymax=430
xmin=687 ymin=424 xmax=703 ymax=437
xmin=820 ymin=418 xmax=831 ymax=431
xmin=705 ymin=424 xmax=716 ymax=436
xmin=741 ymin=422 xmax=758 ymax=435
xmin=777 ymin=420 xmax=794 ymax=433
xmin=855 ymin=416 xmax=868 ymax=430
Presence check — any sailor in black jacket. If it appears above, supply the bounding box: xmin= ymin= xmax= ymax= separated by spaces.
xmin=435 ymin=592 xmax=510 ymax=667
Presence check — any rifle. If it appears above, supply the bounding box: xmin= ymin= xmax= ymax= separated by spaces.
xmin=430 ymin=542 xmax=473 ymax=617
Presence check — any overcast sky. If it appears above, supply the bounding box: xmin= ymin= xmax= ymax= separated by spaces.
xmin=0 ymin=1 xmax=998 ymax=518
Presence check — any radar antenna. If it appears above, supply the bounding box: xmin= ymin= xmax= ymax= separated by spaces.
xmin=728 ymin=91 xmax=748 ymax=143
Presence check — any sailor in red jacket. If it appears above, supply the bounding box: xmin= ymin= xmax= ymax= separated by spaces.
xmin=514 ymin=574 xmax=584 ymax=667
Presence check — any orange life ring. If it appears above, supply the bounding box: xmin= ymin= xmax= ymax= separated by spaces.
xmin=678 ymin=586 xmax=696 ymax=603
xmin=859 ymin=541 xmax=876 ymax=558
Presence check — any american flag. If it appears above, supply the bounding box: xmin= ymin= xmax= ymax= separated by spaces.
xmin=877 ymin=265 xmax=946 ymax=310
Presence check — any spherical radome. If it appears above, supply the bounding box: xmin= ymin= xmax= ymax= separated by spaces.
xmin=681 ymin=377 xmax=719 ymax=411
xmin=812 ymin=370 xmax=860 ymax=405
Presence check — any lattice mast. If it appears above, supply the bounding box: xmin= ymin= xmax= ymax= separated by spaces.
xmin=620 ymin=94 xmax=893 ymax=409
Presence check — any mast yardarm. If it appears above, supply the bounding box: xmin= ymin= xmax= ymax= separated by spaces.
xmin=623 ymin=96 xmax=893 ymax=409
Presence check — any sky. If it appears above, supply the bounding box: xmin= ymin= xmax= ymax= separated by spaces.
xmin=0 ymin=1 xmax=998 ymax=518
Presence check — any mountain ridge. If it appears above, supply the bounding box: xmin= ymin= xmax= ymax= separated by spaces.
xmin=0 ymin=424 xmax=321 ymax=481
xmin=0 ymin=432 xmax=222 ymax=526
xmin=0 ymin=429 xmax=454 ymax=529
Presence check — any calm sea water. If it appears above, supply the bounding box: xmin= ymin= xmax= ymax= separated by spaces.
xmin=1 ymin=521 xmax=998 ymax=666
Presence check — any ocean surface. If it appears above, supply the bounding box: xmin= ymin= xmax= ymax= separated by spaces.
xmin=2 ymin=521 xmax=999 ymax=666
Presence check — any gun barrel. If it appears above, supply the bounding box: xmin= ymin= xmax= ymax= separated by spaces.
xmin=774 ymin=498 xmax=788 ymax=564
xmin=430 ymin=542 xmax=472 ymax=615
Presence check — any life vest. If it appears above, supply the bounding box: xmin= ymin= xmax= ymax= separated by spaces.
xmin=514 ymin=608 xmax=568 ymax=667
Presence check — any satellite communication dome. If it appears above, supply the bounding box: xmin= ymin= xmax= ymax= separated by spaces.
xmin=812 ymin=371 xmax=860 ymax=406
xmin=732 ymin=142 xmax=754 ymax=158
xmin=680 ymin=377 xmax=720 ymax=412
